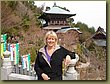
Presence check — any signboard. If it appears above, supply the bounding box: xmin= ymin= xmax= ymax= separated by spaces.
xmin=21 ymin=54 xmax=30 ymax=71
xmin=1 ymin=34 xmax=7 ymax=59
xmin=8 ymin=43 xmax=19 ymax=64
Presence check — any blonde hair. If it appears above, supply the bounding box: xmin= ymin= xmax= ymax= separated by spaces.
xmin=44 ymin=31 xmax=58 ymax=45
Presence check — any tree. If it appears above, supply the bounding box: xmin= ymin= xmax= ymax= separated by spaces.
xmin=66 ymin=18 xmax=74 ymax=27
xmin=45 ymin=6 xmax=50 ymax=11
xmin=89 ymin=27 xmax=95 ymax=34
xmin=74 ymin=21 xmax=95 ymax=43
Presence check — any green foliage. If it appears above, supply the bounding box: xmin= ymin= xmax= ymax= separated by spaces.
xmin=28 ymin=40 xmax=34 ymax=44
xmin=75 ymin=22 xmax=89 ymax=32
xmin=5 ymin=1 xmax=18 ymax=10
xmin=34 ymin=13 xmax=43 ymax=27
xmin=28 ymin=1 xmax=35 ymax=5
xmin=75 ymin=43 xmax=87 ymax=63
xmin=35 ymin=19 xmax=42 ymax=27
xmin=29 ymin=47 xmax=36 ymax=63
xmin=36 ymin=7 xmax=43 ymax=14
xmin=79 ymin=31 xmax=90 ymax=43
xmin=75 ymin=22 xmax=95 ymax=33
xmin=75 ymin=43 xmax=82 ymax=55
xmin=35 ymin=38 xmax=45 ymax=52
xmin=88 ymin=27 xmax=95 ymax=34
xmin=66 ymin=18 xmax=74 ymax=27
xmin=22 ymin=14 xmax=30 ymax=32
xmin=34 ymin=14 xmax=42 ymax=27
xmin=87 ymin=41 xmax=96 ymax=51
xmin=1 ymin=26 xmax=19 ymax=36
xmin=91 ymin=45 xmax=106 ymax=60
xmin=26 ymin=38 xmax=44 ymax=63
xmin=28 ymin=1 xmax=36 ymax=10
xmin=22 ymin=1 xmax=36 ymax=12
xmin=45 ymin=6 xmax=50 ymax=11
xmin=74 ymin=21 xmax=106 ymax=65
xmin=74 ymin=22 xmax=95 ymax=43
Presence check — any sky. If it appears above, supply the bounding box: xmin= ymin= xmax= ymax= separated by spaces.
xmin=34 ymin=1 xmax=106 ymax=31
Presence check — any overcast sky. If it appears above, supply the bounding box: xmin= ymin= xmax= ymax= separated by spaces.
xmin=34 ymin=1 xmax=106 ymax=31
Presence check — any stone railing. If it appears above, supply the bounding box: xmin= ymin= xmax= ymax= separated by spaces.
xmin=1 ymin=50 xmax=37 ymax=80
xmin=1 ymin=50 xmax=80 ymax=80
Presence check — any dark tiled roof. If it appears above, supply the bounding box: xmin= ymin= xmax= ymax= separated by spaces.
xmin=92 ymin=26 xmax=106 ymax=39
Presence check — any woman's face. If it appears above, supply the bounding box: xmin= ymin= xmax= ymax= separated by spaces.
xmin=46 ymin=35 xmax=56 ymax=47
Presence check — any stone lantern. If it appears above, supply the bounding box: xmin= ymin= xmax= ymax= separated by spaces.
xmin=63 ymin=54 xmax=80 ymax=80
xmin=1 ymin=50 xmax=13 ymax=80
xmin=2 ymin=50 xmax=11 ymax=67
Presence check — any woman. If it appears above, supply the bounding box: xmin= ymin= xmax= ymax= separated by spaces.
xmin=34 ymin=31 xmax=76 ymax=80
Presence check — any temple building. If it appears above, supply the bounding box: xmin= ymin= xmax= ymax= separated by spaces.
xmin=92 ymin=26 xmax=106 ymax=47
xmin=39 ymin=2 xmax=82 ymax=51
xmin=39 ymin=2 xmax=76 ymax=31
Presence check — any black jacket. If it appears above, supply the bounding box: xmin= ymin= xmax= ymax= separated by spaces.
xmin=34 ymin=45 xmax=75 ymax=80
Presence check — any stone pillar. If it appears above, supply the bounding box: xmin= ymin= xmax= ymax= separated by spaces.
xmin=1 ymin=50 xmax=13 ymax=80
xmin=63 ymin=54 xmax=80 ymax=80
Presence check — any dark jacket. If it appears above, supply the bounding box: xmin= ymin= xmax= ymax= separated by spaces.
xmin=34 ymin=45 xmax=75 ymax=80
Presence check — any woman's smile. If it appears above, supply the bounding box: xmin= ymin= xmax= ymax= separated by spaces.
xmin=47 ymin=36 xmax=56 ymax=47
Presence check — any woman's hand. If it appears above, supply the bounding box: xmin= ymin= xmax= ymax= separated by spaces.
xmin=41 ymin=73 xmax=50 ymax=80
xmin=65 ymin=55 xmax=71 ymax=67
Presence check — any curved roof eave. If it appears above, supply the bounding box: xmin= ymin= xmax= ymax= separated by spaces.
xmin=44 ymin=12 xmax=76 ymax=16
xmin=56 ymin=27 xmax=82 ymax=34
xmin=44 ymin=6 xmax=76 ymax=16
